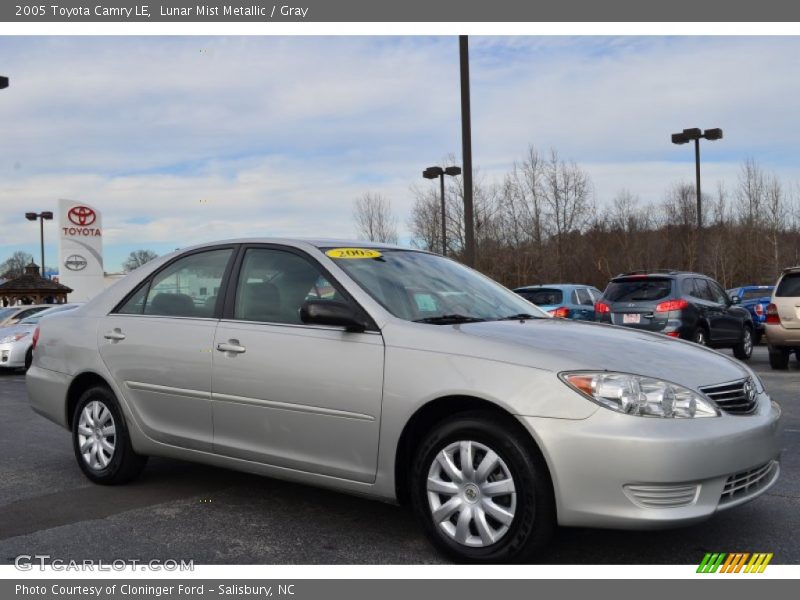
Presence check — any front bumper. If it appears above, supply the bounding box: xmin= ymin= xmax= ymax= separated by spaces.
xmin=519 ymin=391 xmax=782 ymax=529
xmin=0 ymin=340 xmax=29 ymax=368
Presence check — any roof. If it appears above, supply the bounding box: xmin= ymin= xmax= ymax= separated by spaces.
xmin=175 ymin=237 xmax=411 ymax=252
xmin=0 ymin=272 xmax=73 ymax=294
xmin=514 ymin=283 xmax=597 ymax=291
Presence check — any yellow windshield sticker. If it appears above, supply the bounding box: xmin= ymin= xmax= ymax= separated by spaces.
xmin=326 ymin=248 xmax=382 ymax=259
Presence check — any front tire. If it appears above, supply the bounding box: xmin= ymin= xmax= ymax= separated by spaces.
xmin=410 ymin=412 xmax=555 ymax=563
xmin=733 ymin=325 xmax=753 ymax=360
xmin=72 ymin=385 xmax=147 ymax=484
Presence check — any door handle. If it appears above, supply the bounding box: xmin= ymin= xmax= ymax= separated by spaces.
xmin=216 ymin=340 xmax=246 ymax=354
xmin=103 ymin=329 xmax=126 ymax=341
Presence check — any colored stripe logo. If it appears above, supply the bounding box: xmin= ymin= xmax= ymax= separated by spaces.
xmin=697 ymin=552 xmax=773 ymax=573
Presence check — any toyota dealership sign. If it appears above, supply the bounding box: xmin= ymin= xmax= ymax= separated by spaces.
xmin=59 ymin=199 xmax=105 ymax=301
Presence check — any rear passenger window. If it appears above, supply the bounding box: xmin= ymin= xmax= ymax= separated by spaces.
xmin=776 ymin=273 xmax=800 ymax=297
xmin=118 ymin=249 xmax=232 ymax=318
xmin=574 ymin=288 xmax=593 ymax=306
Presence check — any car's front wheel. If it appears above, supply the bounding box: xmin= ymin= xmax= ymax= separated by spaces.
xmin=410 ymin=412 xmax=555 ymax=563
xmin=72 ymin=385 xmax=147 ymax=484
xmin=733 ymin=325 xmax=753 ymax=360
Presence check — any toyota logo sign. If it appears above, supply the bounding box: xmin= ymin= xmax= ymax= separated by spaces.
xmin=64 ymin=254 xmax=88 ymax=271
xmin=68 ymin=206 xmax=97 ymax=227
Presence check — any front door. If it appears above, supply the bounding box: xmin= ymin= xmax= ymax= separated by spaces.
xmin=211 ymin=246 xmax=384 ymax=483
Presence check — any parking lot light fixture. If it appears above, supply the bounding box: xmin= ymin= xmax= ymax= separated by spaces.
xmin=423 ymin=165 xmax=462 ymax=256
xmin=670 ymin=127 xmax=724 ymax=272
xmin=25 ymin=211 xmax=54 ymax=279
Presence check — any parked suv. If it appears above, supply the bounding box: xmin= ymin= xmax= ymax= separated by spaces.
xmin=765 ymin=266 xmax=800 ymax=369
xmin=596 ymin=270 xmax=754 ymax=359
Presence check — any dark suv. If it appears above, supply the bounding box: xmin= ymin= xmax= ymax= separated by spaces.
xmin=595 ymin=270 xmax=754 ymax=360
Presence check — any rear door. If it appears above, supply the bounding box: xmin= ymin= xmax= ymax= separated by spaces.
xmin=98 ymin=247 xmax=235 ymax=452
xmin=211 ymin=245 xmax=385 ymax=483
xmin=774 ymin=271 xmax=800 ymax=329
xmin=572 ymin=287 xmax=595 ymax=320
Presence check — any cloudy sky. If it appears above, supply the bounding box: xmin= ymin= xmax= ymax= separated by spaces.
xmin=1 ymin=36 xmax=800 ymax=272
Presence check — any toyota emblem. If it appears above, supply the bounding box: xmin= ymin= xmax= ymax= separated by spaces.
xmin=67 ymin=206 xmax=96 ymax=226
xmin=64 ymin=254 xmax=88 ymax=271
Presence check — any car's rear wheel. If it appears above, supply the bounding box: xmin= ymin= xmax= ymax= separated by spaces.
xmin=768 ymin=346 xmax=790 ymax=370
xmin=72 ymin=385 xmax=147 ymax=484
xmin=410 ymin=412 xmax=555 ymax=563
xmin=24 ymin=348 xmax=32 ymax=371
xmin=733 ymin=325 xmax=753 ymax=360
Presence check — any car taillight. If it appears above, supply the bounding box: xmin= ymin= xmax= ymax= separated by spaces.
xmin=754 ymin=303 xmax=764 ymax=317
xmin=548 ymin=306 xmax=570 ymax=319
xmin=31 ymin=327 xmax=40 ymax=350
xmin=766 ymin=303 xmax=780 ymax=324
xmin=666 ymin=331 xmax=681 ymax=338
xmin=595 ymin=301 xmax=611 ymax=314
xmin=655 ymin=298 xmax=689 ymax=312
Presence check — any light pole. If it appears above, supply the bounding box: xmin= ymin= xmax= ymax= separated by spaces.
xmin=670 ymin=127 xmax=723 ymax=272
xmin=459 ymin=36 xmax=475 ymax=268
xmin=423 ymin=165 xmax=462 ymax=256
xmin=25 ymin=212 xmax=54 ymax=278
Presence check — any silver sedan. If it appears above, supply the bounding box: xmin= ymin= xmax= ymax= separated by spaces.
xmin=26 ymin=239 xmax=783 ymax=563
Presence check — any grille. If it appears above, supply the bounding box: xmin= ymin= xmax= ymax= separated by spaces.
xmin=623 ymin=484 xmax=699 ymax=508
xmin=700 ymin=378 xmax=757 ymax=415
xmin=720 ymin=461 xmax=778 ymax=505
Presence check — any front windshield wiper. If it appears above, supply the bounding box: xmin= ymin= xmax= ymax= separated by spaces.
xmin=496 ymin=313 xmax=543 ymax=321
xmin=413 ymin=314 xmax=486 ymax=325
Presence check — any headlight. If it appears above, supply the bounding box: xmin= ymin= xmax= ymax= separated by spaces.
xmin=560 ymin=371 xmax=719 ymax=418
xmin=0 ymin=332 xmax=29 ymax=344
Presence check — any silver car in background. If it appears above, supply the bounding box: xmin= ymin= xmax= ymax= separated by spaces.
xmin=1 ymin=304 xmax=80 ymax=370
xmin=27 ymin=239 xmax=783 ymax=563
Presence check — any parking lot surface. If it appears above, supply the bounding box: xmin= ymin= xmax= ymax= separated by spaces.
xmin=0 ymin=345 xmax=797 ymax=565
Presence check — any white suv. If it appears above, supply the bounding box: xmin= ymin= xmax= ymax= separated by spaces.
xmin=765 ymin=266 xmax=800 ymax=369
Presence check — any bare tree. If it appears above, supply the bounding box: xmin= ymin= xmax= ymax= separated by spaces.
xmin=0 ymin=251 xmax=35 ymax=279
xmin=123 ymin=249 xmax=159 ymax=273
xmin=352 ymin=193 xmax=399 ymax=244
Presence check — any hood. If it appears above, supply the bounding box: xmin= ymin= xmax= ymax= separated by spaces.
xmin=408 ymin=318 xmax=751 ymax=391
xmin=0 ymin=322 xmax=35 ymax=340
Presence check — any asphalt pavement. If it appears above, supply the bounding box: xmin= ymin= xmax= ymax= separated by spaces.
xmin=0 ymin=345 xmax=797 ymax=564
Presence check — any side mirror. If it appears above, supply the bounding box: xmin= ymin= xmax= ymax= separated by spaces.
xmin=730 ymin=295 xmax=741 ymax=305
xmin=300 ymin=300 xmax=367 ymax=332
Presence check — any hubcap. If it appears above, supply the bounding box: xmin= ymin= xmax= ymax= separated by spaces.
xmin=77 ymin=401 xmax=116 ymax=470
xmin=696 ymin=331 xmax=706 ymax=345
xmin=743 ymin=330 xmax=752 ymax=355
xmin=426 ymin=440 xmax=517 ymax=548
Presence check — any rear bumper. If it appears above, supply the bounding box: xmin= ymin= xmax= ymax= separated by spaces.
xmin=765 ymin=323 xmax=800 ymax=348
xmin=519 ymin=391 xmax=783 ymax=529
xmin=26 ymin=365 xmax=72 ymax=429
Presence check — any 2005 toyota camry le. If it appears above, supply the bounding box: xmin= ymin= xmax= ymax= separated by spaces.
xmin=27 ymin=239 xmax=783 ymax=562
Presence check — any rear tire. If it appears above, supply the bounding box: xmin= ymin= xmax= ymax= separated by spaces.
xmin=409 ymin=412 xmax=555 ymax=563
xmin=733 ymin=325 xmax=753 ymax=360
xmin=72 ymin=385 xmax=147 ymax=485
xmin=24 ymin=349 xmax=33 ymax=371
xmin=768 ymin=346 xmax=790 ymax=370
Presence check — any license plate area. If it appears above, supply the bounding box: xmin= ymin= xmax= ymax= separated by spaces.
xmin=623 ymin=313 xmax=641 ymax=324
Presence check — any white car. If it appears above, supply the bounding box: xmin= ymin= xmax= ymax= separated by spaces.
xmin=1 ymin=304 xmax=80 ymax=370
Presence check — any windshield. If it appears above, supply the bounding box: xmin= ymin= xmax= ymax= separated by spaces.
xmin=19 ymin=305 xmax=77 ymax=324
xmin=605 ymin=278 xmax=673 ymax=302
xmin=326 ymin=249 xmax=548 ymax=322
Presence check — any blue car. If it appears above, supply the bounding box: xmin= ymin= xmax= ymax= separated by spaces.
xmin=727 ymin=285 xmax=775 ymax=344
xmin=513 ymin=284 xmax=602 ymax=320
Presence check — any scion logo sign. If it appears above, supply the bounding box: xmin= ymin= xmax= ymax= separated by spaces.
xmin=63 ymin=206 xmax=101 ymax=237
xmin=64 ymin=254 xmax=88 ymax=271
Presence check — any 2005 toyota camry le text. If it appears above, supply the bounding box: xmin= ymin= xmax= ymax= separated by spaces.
xmin=26 ymin=239 xmax=783 ymax=563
